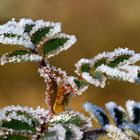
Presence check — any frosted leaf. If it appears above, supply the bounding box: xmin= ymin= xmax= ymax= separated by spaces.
xmin=126 ymin=100 xmax=140 ymax=124
xmin=75 ymin=58 xmax=92 ymax=75
xmin=0 ymin=50 xmax=42 ymax=65
xmin=0 ymin=34 xmax=34 ymax=50
xmin=0 ymin=19 xmax=34 ymax=49
xmin=48 ymin=110 xmax=92 ymax=129
xmin=43 ymin=33 xmax=76 ymax=58
xmin=75 ymin=48 xmax=140 ymax=88
xmin=82 ymin=72 xmax=106 ymax=88
xmin=0 ymin=105 xmax=49 ymax=130
xmin=105 ymin=124 xmax=131 ymax=140
xmin=0 ymin=18 xmax=77 ymax=59
xmin=96 ymin=64 xmax=137 ymax=83
xmin=83 ymin=102 xmax=109 ymax=127
xmin=30 ymin=20 xmax=61 ymax=45
xmin=67 ymin=76 xmax=89 ymax=95
xmin=105 ymin=102 xmax=128 ymax=126
xmin=0 ymin=18 xmax=61 ymax=50
xmin=120 ymin=123 xmax=140 ymax=139
xmin=0 ymin=105 xmax=49 ymax=139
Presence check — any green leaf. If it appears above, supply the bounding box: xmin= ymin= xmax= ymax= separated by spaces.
xmin=94 ymin=58 xmax=107 ymax=68
xmin=31 ymin=27 xmax=52 ymax=44
xmin=108 ymin=55 xmax=130 ymax=68
xmin=8 ymin=50 xmax=31 ymax=57
xmin=24 ymin=24 xmax=34 ymax=33
xmin=2 ymin=120 xmax=36 ymax=132
xmin=81 ymin=63 xmax=90 ymax=72
xmin=43 ymin=38 xmax=67 ymax=55
xmin=113 ymin=108 xmax=125 ymax=125
xmin=65 ymin=127 xmax=73 ymax=140
xmin=6 ymin=110 xmax=39 ymax=126
xmin=74 ymin=79 xmax=87 ymax=89
xmin=3 ymin=33 xmax=17 ymax=38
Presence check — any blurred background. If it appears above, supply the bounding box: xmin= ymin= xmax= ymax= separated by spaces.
xmin=0 ymin=0 xmax=140 ymax=114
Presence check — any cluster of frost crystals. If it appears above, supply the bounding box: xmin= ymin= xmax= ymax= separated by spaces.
xmin=67 ymin=124 xmax=83 ymax=140
xmin=75 ymin=48 xmax=140 ymax=88
xmin=46 ymin=33 xmax=76 ymax=58
xmin=75 ymin=58 xmax=91 ymax=75
xmin=0 ymin=35 xmax=34 ymax=49
xmin=82 ymin=72 xmax=106 ymax=88
xmin=46 ymin=124 xmax=83 ymax=140
xmin=0 ymin=53 xmax=42 ymax=65
xmin=126 ymin=100 xmax=140 ymax=122
xmin=105 ymin=125 xmax=131 ymax=140
xmin=0 ymin=18 xmax=34 ymax=49
xmin=96 ymin=64 xmax=137 ymax=83
xmin=0 ymin=105 xmax=49 ymax=126
xmin=47 ymin=124 xmax=66 ymax=140
xmin=67 ymin=76 xmax=88 ymax=95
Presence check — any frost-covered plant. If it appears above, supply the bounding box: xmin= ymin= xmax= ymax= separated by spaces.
xmin=0 ymin=18 xmax=139 ymax=140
